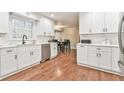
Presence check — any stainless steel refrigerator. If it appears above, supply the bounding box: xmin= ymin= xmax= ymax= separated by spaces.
xmin=118 ymin=13 xmax=124 ymax=72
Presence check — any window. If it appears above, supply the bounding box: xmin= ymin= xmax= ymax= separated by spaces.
xmin=10 ymin=15 xmax=33 ymax=39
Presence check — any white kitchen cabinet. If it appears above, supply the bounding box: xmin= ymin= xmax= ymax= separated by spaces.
xmin=79 ymin=12 xmax=119 ymax=34
xmin=87 ymin=50 xmax=98 ymax=67
xmin=92 ymin=13 xmax=105 ymax=33
xmin=18 ymin=45 xmax=41 ymax=69
xmin=88 ymin=46 xmax=112 ymax=70
xmin=112 ymin=48 xmax=120 ymax=72
xmin=30 ymin=45 xmax=41 ymax=64
xmin=77 ymin=44 xmax=121 ymax=74
xmin=77 ymin=44 xmax=88 ymax=64
xmin=50 ymin=43 xmax=57 ymax=59
xmin=0 ymin=12 xmax=9 ymax=33
xmin=98 ymin=51 xmax=111 ymax=70
xmin=0 ymin=48 xmax=18 ymax=76
xmin=79 ymin=13 xmax=93 ymax=34
xmin=36 ymin=17 xmax=55 ymax=36
xmin=105 ymin=13 xmax=119 ymax=33
xmin=18 ymin=46 xmax=30 ymax=69
xmin=77 ymin=45 xmax=112 ymax=70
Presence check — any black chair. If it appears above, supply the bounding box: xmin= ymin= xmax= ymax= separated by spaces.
xmin=63 ymin=39 xmax=70 ymax=52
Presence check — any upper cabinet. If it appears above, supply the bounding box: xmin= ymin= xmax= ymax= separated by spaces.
xmin=104 ymin=13 xmax=119 ymax=33
xmin=79 ymin=12 xmax=119 ymax=34
xmin=92 ymin=13 xmax=105 ymax=33
xmin=36 ymin=17 xmax=55 ymax=36
xmin=0 ymin=13 xmax=9 ymax=34
xmin=79 ymin=12 xmax=93 ymax=34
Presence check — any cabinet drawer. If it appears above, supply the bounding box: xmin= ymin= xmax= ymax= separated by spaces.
xmin=1 ymin=48 xmax=17 ymax=55
xmin=77 ymin=45 xmax=87 ymax=48
xmin=88 ymin=46 xmax=111 ymax=52
xmin=30 ymin=45 xmax=41 ymax=50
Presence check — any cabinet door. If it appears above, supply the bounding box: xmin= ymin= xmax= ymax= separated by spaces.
xmin=112 ymin=48 xmax=120 ymax=72
xmin=0 ymin=13 xmax=9 ymax=33
xmin=79 ymin=12 xmax=93 ymax=34
xmin=87 ymin=50 xmax=98 ymax=67
xmin=92 ymin=13 xmax=105 ymax=33
xmin=36 ymin=17 xmax=54 ymax=36
xmin=31 ymin=46 xmax=41 ymax=64
xmin=18 ymin=47 xmax=30 ymax=69
xmin=1 ymin=54 xmax=18 ymax=75
xmin=47 ymin=20 xmax=55 ymax=36
xmin=50 ymin=43 xmax=57 ymax=58
xmin=36 ymin=17 xmax=48 ymax=36
xmin=105 ymin=13 xmax=119 ymax=33
xmin=98 ymin=52 xmax=111 ymax=70
xmin=77 ymin=45 xmax=87 ymax=64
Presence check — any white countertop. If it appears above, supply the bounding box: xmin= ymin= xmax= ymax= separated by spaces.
xmin=77 ymin=43 xmax=119 ymax=48
xmin=0 ymin=43 xmax=42 ymax=49
xmin=0 ymin=45 xmax=17 ymax=49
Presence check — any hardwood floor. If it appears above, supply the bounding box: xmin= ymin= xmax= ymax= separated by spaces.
xmin=2 ymin=50 xmax=123 ymax=81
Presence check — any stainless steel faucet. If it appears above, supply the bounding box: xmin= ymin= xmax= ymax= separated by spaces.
xmin=22 ymin=34 xmax=27 ymax=44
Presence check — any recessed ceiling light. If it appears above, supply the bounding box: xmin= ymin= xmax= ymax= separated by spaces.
xmin=50 ymin=14 xmax=54 ymax=18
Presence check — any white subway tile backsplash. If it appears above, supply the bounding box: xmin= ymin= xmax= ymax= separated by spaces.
xmin=80 ymin=33 xmax=118 ymax=45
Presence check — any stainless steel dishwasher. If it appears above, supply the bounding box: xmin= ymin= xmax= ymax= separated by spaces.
xmin=41 ymin=44 xmax=50 ymax=62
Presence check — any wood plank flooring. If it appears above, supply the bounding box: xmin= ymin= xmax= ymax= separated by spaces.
xmin=2 ymin=50 xmax=124 ymax=81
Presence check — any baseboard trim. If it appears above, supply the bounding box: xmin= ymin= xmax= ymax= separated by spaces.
xmin=77 ymin=62 xmax=124 ymax=77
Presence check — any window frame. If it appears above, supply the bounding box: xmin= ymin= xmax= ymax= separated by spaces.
xmin=9 ymin=14 xmax=35 ymax=41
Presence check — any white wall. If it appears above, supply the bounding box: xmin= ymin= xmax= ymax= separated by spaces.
xmin=80 ymin=33 xmax=118 ymax=45
xmin=62 ymin=27 xmax=80 ymax=49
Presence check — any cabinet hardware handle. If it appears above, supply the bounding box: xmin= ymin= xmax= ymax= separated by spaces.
xmin=99 ymin=53 xmax=101 ymax=57
xmin=96 ymin=53 xmax=98 ymax=57
xmin=7 ymin=50 xmax=12 ymax=53
xmin=89 ymin=29 xmax=92 ymax=33
xmin=96 ymin=48 xmax=101 ymax=50
xmin=32 ymin=52 xmax=33 ymax=55
xmin=30 ymin=52 xmax=31 ymax=56
xmin=103 ymin=28 xmax=105 ymax=32
xmin=15 ymin=55 xmax=17 ymax=59
xmin=106 ymin=28 xmax=107 ymax=32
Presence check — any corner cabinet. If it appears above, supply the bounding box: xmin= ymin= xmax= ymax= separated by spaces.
xmin=36 ymin=17 xmax=55 ymax=36
xmin=0 ymin=12 xmax=9 ymax=34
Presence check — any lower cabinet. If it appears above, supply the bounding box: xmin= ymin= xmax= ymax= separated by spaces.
xmin=0 ymin=45 xmax=41 ymax=77
xmin=0 ymin=48 xmax=18 ymax=76
xmin=18 ymin=46 xmax=31 ymax=69
xmin=112 ymin=48 xmax=120 ymax=72
xmin=50 ymin=43 xmax=57 ymax=59
xmin=18 ymin=45 xmax=41 ymax=69
xmin=30 ymin=46 xmax=41 ymax=64
xmin=77 ymin=44 xmax=119 ymax=73
xmin=77 ymin=45 xmax=87 ymax=64
xmin=87 ymin=50 xmax=98 ymax=67
xmin=98 ymin=51 xmax=111 ymax=70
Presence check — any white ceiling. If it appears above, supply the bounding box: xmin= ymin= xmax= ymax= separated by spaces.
xmin=39 ymin=12 xmax=79 ymax=28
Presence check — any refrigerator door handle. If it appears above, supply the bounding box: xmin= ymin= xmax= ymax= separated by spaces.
xmin=118 ymin=14 xmax=124 ymax=54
